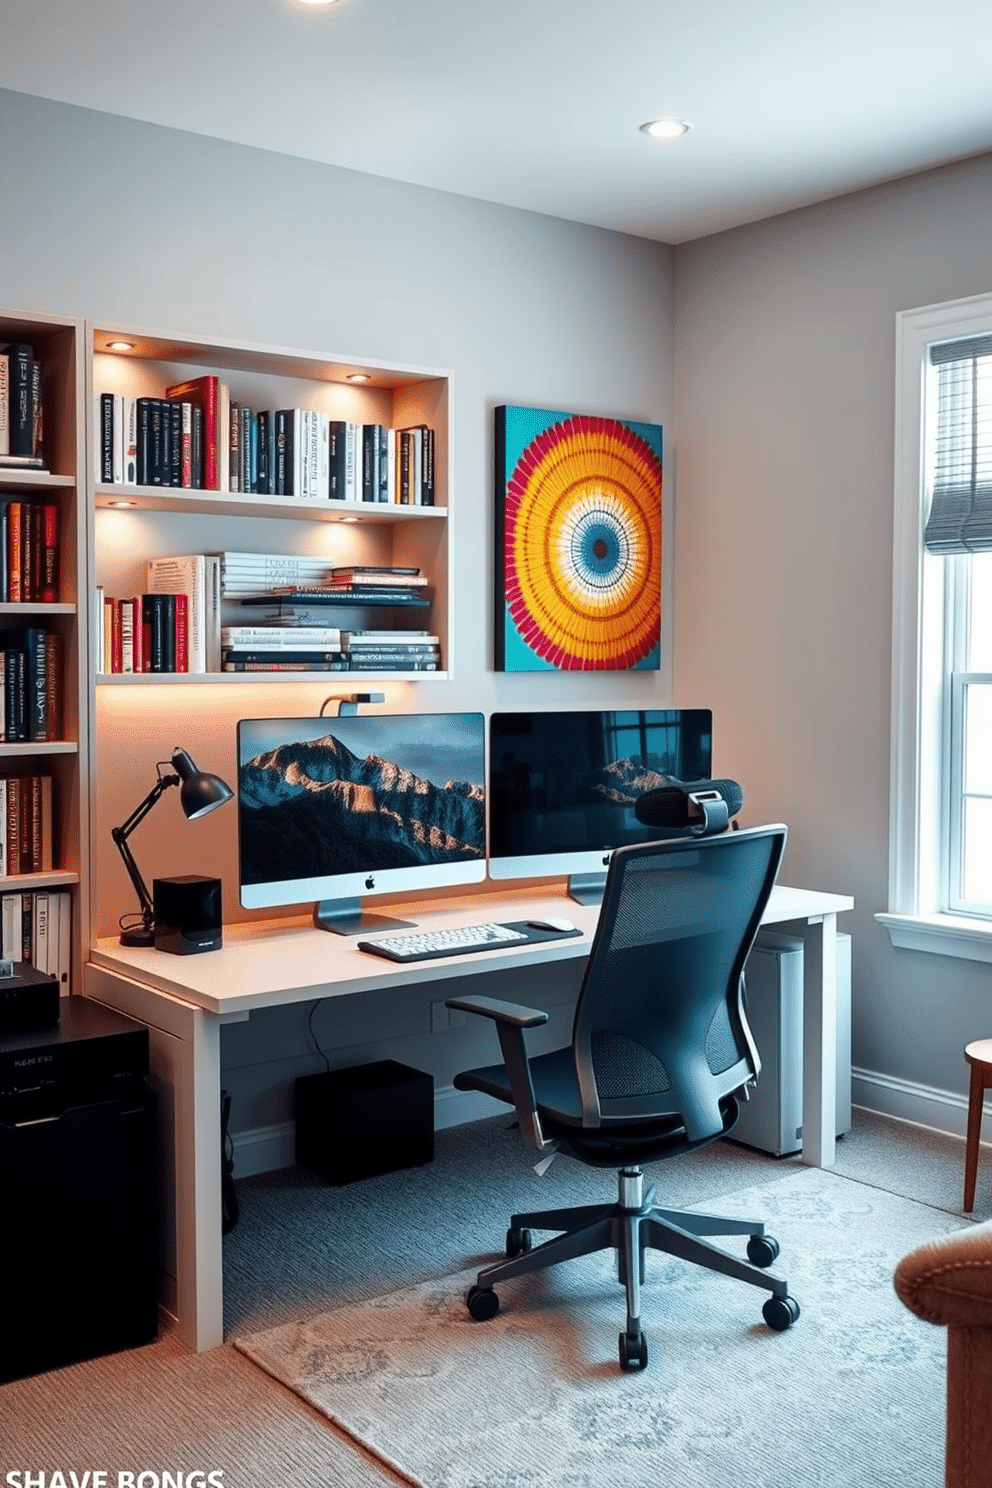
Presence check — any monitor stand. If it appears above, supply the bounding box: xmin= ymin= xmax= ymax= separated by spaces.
xmin=567 ymin=872 xmax=607 ymax=906
xmin=312 ymin=899 xmax=416 ymax=937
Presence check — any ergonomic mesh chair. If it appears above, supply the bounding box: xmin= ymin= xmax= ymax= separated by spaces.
xmin=446 ymin=822 xmax=799 ymax=1372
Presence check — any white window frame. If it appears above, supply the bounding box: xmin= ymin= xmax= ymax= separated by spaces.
xmin=877 ymin=290 xmax=992 ymax=963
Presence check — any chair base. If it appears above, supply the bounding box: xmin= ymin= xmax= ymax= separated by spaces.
xmin=467 ymin=1166 xmax=797 ymax=1370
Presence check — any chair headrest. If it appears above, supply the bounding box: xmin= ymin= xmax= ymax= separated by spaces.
xmin=634 ymin=778 xmax=744 ymax=837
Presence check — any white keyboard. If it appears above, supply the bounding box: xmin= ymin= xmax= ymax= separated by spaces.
xmin=357 ymin=921 xmax=529 ymax=963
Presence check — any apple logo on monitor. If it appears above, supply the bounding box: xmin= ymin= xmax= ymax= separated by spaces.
xmin=365 ymin=876 xmax=376 ymax=890
xmin=602 ymin=853 xmax=611 ymax=866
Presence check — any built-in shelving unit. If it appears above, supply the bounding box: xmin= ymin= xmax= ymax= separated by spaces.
xmin=0 ymin=308 xmax=89 ymax=989
xmin=87 ymin=325 xmax=451 ymax=684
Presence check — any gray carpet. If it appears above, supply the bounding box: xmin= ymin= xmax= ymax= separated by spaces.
xmin=1 ymin=1110 xmax=983 ymax=1487
xmin=235 ymin=1165 xmax=964 ymax=1488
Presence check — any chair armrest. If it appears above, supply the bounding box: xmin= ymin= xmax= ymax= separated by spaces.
xmin=445 ymin=994 xmax=550 ymax=1154
xmin=894 ymin=1219 xmax=992 ymax=1328
xmin=445 ymin=993 xmax=548 ymax=1029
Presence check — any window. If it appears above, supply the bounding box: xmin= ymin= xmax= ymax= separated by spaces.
xmin=879 ymin=294 xmax=992 ymax=961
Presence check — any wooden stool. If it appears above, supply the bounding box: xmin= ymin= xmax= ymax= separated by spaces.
xmin=964 ymin=1039 xmax=992 ymax=1211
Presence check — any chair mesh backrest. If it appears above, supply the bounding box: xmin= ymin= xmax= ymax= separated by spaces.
xmin=572 ymin=825 xmax=786 ymax=1142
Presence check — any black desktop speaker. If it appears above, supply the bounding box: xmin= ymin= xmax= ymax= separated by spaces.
xmin=153 ymin=875 xmax=222 ymax=955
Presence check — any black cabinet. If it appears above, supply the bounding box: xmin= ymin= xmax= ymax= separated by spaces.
xmin=0 ymin=999 xmax=158 ymax=1382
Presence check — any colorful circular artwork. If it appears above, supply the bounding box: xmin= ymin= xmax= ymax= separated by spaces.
xmin=504 ymin=415 xmax=662 ymax=669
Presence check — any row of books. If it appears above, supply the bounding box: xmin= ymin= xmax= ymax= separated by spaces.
xmin=221 ymin=627 xmax=441 ymax=673
xmin=95 ymin=377 xmax=436 ymax=504
xmin=1 ymin=629 xmax=63 ymax=742
xmin=0 ymin=341 xmax=44 ymax=467
xmin=1 ymin=889 xmax=71 ymax=985
xmin=1 ymin=498 xmax=60 ymax=602
xmin=0 ymin=775 xmax=54 ymax=877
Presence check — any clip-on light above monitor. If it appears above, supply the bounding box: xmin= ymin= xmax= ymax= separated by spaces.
xmin=111 ymin=747 xmax=233 ymax=947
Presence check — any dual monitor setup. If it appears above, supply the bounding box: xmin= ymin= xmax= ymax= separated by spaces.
xmin=236 ymin=708 xmax=713 ymax=935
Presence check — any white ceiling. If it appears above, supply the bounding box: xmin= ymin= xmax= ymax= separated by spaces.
xmin=3 ymin=0 xmax=992 ymax=243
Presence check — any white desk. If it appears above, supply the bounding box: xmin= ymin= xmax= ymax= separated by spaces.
xmin=84 ymin=879 xmax=852 ymax=1353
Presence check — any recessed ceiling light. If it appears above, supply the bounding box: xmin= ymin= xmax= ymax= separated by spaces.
xmin=639 ymin=118 xmax=690 ymax=141
xmin=296 ymin=0 xmax=339 ymax=6
xmin=107 ymin=340 xmax=135 ymax=351
xmin=347 ymin=373 xmax=371 ymax=383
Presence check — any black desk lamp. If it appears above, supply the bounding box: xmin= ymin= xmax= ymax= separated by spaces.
xmin=112 ymin=747 xmax=233 ymax=947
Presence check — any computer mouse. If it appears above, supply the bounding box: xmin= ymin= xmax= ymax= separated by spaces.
xmin=527 ymin=916 xmax=577 ymax=933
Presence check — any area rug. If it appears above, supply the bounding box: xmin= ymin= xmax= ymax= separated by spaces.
xmin=235 ymin=1167 xmax=964 ymax=1488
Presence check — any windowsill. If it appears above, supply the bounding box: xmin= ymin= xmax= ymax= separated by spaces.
xmin=876 ymin=911 xmax=992 ymax=963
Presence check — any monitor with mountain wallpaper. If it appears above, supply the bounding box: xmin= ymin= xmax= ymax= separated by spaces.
xmin=488 ymin=708 xmax=712 ymax=903
xmin=237 ymin=712 xmax=486 ymax=934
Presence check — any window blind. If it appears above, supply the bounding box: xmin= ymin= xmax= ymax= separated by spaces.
xmin=925 ymin=334 xmax=992 ymax=553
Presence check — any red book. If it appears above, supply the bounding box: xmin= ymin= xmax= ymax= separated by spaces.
xmin=41 ymin=504 xmax=58 ymax=602
xmin=130 ymin=595 xmax=145 ymax=673
xmin=173 ymin=592 xmax=189 ymax=672
xmin=109 ymin=597 xmax=123 ymax=673
xmin=165 ymin=375 xmax=219 ymax=490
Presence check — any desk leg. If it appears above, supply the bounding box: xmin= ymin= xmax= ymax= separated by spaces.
xmin=85 ymin=972 xmax=225 ymax=1353
xmin=800 ymin=913 xmax=838 ymax=1168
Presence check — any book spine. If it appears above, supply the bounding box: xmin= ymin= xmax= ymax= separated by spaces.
xmin=109 ymin=596 xmax=123 ymax=673
xmin=173 ymin=591 xmax=189 ymax=672
xmin=33 ymin=890 xmax=49 ymax=973
xmin=221 ymin=649 xmax=347 ymax=663
xmin=44 ymin=630 xmax=63 ymax=737
xmin=1 ymin=891 xmax=21 ymax=959
xmin=122 ymin=397 xmax=138 ymax=485
xmin=112 ymin=394 xmax=124 ymax=484
xmin=99 ymin=393 xmax=115 ymax=483
xmin=30 ymin=361 xmax=43 ymax=461
xmin=130 ymin=595 xmax=144 ymax=673
xmin=0 ymin=354 xmax=8 ymax=456
xmin=229 ymin=403 xmax=240 ymax=493
xmin=274 ymin=410 xmax=289 ymax=495
xmin=160 ymin=593 xmax=176 ymax=672
xmin=6 ymin=345 xmax=33 ymax=457
xmin=256 ymin=410 xmax=270 ymax=495
xmin=0 ymin=780 xmax=6 ymax=874
xmin=191 ymin=403 xmax=204 ymax=488
xmin=41 ymin=503 xmax=58 ymax=602
xmin=136 ymin=398 xmax=152 ymax=485
xmin=149 ymin=400 xmax=165 ymax=486
xmin=29 ymin=775 xmax=43 ymax=873
xmin=142 ymin=594 xmax=166 ymax=672
xmin=119 ymin=597 xmax=135 ymax=673
xmin=26 ymin=628 xmax=48 ymax=740
xmin=6 ymin=778 xmax=21 ymax=878
xmin=222 ymin=660 xmax=349 ymax=672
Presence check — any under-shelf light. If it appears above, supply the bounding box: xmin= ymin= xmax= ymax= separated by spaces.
xmin=106 ymin=340 xmax=135 ymax=352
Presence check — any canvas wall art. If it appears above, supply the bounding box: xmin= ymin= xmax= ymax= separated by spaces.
xmin=494 ymin=405 xmax=663 ymax=672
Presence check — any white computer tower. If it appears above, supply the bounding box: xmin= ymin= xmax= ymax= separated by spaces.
xmin=731 ymin=929 xmax=852 ymax=1157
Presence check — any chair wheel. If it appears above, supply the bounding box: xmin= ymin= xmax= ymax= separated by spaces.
xmin=762 ymin=1294 xmax=800 ymax=1331
xmin=506 ymin=1226 xmax=532 ymax=1257
xmin=619 ymin=1330 xmax=649 ymax=1370
xmin=747 ymin=1234 xmax=780 ymax=1268
xmin=466 ymin=1285 xmax=500 ymax=1321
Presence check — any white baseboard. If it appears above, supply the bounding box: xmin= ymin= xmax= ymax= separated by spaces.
xmin=230 ymin=1072 xmax=988 ymax=1180
xmin=851 ymin=1065 xmax=988 ymax=1144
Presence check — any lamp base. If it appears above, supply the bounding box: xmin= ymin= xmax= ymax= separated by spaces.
xmin=119 ymin=924 xmax=155 ymax=948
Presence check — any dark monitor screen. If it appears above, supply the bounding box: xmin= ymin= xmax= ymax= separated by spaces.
xmin=237 ymin=711 xmax=486 ymax=933
xmin=488 ymin=708 xmax=712 ymax=899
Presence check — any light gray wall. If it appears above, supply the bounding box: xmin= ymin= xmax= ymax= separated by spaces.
xmin=0 ymin=89 xmax=675 ymax=1152
xmin=673 ymin=152 xmax=992 ymax=1125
